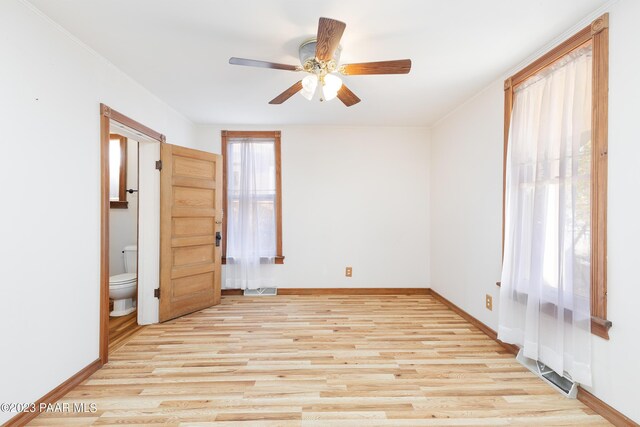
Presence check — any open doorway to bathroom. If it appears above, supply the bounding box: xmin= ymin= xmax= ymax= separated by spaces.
xmin=108 ymin=132 xmax=141 ymax=351
xmin=100 ymin=104 xmax=163 ymax=363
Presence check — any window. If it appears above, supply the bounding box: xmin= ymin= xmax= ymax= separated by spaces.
xmin=109 ymin=134 xmax=128 ymax=209
xmin=502 ymin=14 xmax=609 ymax=339
xmin=221 ymin=131 xmax=284 ymax=264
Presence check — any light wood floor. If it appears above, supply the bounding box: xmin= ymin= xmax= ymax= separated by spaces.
xmin=31 ymin=295 xmax=609 ymax=426
xmin=108 ymin=310 xmax=143 ymax=354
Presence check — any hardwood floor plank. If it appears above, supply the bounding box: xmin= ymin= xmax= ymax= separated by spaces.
xmin=108 ymin=311 xmax=144 ymax=353
xmin=29 ymin=295 xmax=611 ymax=426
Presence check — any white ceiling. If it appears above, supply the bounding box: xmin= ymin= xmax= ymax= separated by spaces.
xmin=28 ymin=0 xmax=607 ymax=126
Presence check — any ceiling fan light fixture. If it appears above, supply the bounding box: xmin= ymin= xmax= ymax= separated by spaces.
xmin=229 ymin=17 xmax=410 ymax=107
xmin=300 ymin=74 xmax=318 ymax=100
xmin=322 ymin=74 xmax=342 ymax=101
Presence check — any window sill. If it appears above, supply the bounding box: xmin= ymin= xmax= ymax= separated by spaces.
xmin=591 ymin=316 xmax=612 ymax=340
xmin=222 ymin=256 xmax=285 ymax=265
xmin=495 ymin=281 xmax=612 ymax=340
xmin=110 ymin=200 xmax=128 ymax=209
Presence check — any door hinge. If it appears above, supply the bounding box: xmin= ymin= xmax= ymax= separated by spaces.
xmin=155 ymin=160 xmax=163 ymax=171
xmin=154 ymin=288 xmax=160 ymax=298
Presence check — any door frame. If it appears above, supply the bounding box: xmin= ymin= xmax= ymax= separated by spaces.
xmin=99 ymin=104 xmax=165 ymax=364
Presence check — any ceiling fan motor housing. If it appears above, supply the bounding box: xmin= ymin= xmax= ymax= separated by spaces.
xmin=299 ymin=39 xmax=341 ymax=74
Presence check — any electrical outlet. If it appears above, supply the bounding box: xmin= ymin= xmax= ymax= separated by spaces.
xmin=486 ymin=294 xmax=493 ymax=311
xmin=345 ymin=267 xmax=352 ymax=277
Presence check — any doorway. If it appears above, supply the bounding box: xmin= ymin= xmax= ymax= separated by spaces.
xmin=99 ymin=104 xmax=223 ymax=364
xmin=107 ymin=131 xmax=140 ymax=351
xmin=100 ymin=104 xmax=164 ymax=363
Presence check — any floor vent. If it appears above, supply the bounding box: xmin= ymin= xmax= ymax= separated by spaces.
xmin=243 ymin=288 xmax=278 ymax=296
xmin=516 ymin=349 xmax=578 ymax=398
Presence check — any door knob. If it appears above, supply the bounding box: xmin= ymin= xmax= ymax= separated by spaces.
xmin=215 ymin=232 xmax=222 ymax=247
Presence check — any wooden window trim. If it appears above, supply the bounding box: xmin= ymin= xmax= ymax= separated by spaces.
xmin=221 ymin=130 xmax=284 ymax=265
xmin=109 ymin=134 xmax=128 ymax=209
xmin=503 ymin=14 xmax=610 ymax=339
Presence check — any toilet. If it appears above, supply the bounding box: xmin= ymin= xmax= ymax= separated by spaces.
xmin=109 ymin=245 xmax=137 ymax=316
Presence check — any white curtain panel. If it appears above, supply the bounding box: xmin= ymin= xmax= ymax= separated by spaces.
xmin=499 ymin=46 xmax=593 ymax=386
xmin=225 ymin=138 xmax=277 ymax=290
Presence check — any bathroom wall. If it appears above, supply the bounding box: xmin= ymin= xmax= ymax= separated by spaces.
xmin=109 ymin=139 xmax=138 ymax=276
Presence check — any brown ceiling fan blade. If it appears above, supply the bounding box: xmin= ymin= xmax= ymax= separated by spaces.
xmin=340 ymin=59 xmax=412 ymax=75
xmin=337 ymin=84 xmax=361 ymax=107
xmin=315 ymin=17 xmax=346 ymax=62
xmin=269 ymin=81 xmax=303 ymax=104
xmin=229 ymin=57 xmax=300 ymax=71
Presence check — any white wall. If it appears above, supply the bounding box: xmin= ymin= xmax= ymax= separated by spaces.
xmin=429 ymin=0 xmax=640 ymax=422
xmin=109 ymin=139 xmax=138 ymax=276
xmin=0 ymin=1 xmax=197 ymax=423
xmin=196 ymin=125 xmax=431 ymax=289
xmin=430 ymin=79 xmax=505 ymax=328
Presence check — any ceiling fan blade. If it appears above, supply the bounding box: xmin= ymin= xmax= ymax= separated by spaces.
xmin=229 ymin=57 xmax=300 ymax=71
xmin=339 ymin=59 xmax=412 ymax=75
xmin=315 ymin=17 xmax=346 ymax=62
xmin=269 ymin=81 xmax=304 ymax=104
xmin=337 ymin=84 xmax=361 ymax=107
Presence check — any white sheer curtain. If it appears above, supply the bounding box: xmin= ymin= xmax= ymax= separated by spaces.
xmin=498 ymin=45 xmax=593 ymax=386
xmin=225 ymin=138 xmax=276 ymax=290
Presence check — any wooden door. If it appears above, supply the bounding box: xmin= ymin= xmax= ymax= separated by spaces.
xmin=159 ymin=143 xmax=222 ymax=322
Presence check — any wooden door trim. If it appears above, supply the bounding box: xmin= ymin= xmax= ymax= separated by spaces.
xmin=100 ymin=103 xmax=165 ymax=364
xmin=103 ymin=105 xmax=166 ymax=143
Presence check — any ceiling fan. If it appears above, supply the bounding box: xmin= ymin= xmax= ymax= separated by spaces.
xmin=229 ymin=17 xmax=412 ymax=107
